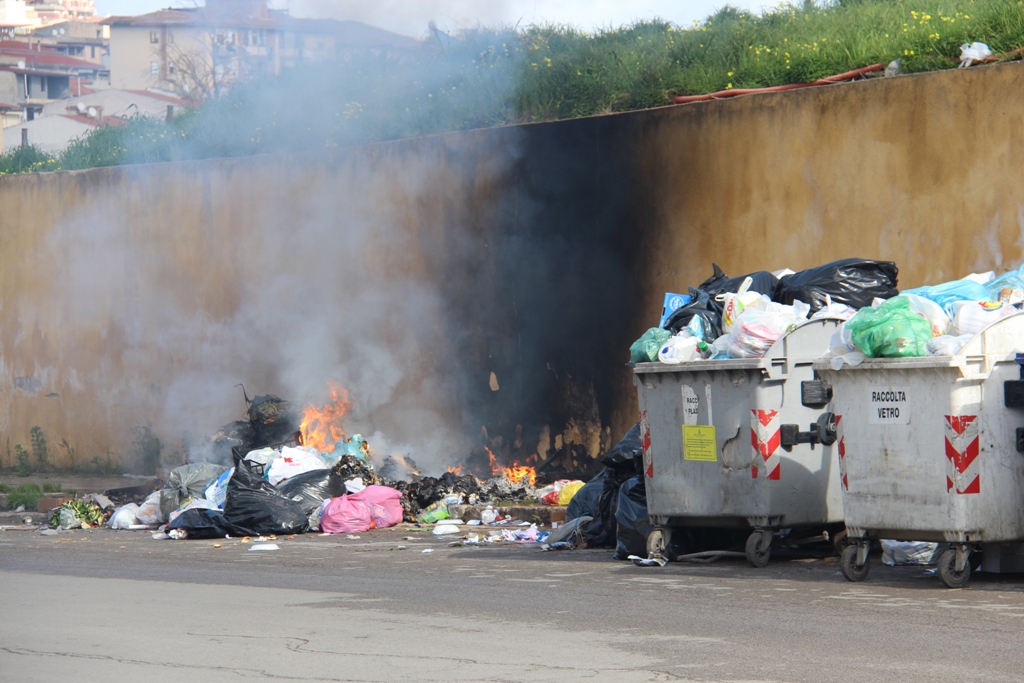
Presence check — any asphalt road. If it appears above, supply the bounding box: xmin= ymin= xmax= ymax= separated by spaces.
xmin=2 ymin=525 xmax=1023 ymax=683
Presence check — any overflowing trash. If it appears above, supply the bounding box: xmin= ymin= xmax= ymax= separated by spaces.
xmin=639 ymin=258 xmax=1024 ymax=372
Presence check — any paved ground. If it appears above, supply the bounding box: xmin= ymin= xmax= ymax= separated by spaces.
xmin=2 ymin=524 xmax=1023 ymax=682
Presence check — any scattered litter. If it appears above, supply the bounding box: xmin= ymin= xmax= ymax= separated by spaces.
xmin=629 ymin=554 xmax=669 ymax=567
xmin=249 ymin=543 xmax=280 ymax=551
xmin=213 ymin=543 xmax=223 ymax=548
xmin=959 ymin=42 xmax=993 ymax=67
xmin=151 ymin=531 xmax=170 ymax=540
xmin=467 ymin=520 xmax=482 ymax=526
xmin=422 ymin=548 xmax=434 ymax=554
xmin=109 ymin=504 xmax=141 ymax=530
xmin=39 ymin=529 xmax=58 ymax=536
xmin=433 ymin=524 xmax=461 ymax=535
xmin=882 ymin=540 xmax=943 ymax=566
xmin=346 ymin=534 xmax=361 ymax=540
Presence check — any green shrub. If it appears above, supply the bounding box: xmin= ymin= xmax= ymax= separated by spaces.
xmin=7 ymin=483 xmax=44 ymax=510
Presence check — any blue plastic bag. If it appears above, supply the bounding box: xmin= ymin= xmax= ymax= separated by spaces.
xmin=902 ymin=279 xmax=991 ymax=316
xmin=985 ymin=266 xmax=1024 ymax=304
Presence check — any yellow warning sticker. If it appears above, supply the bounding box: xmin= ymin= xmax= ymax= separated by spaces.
xmin=683 ymin=425 xmax=718 ymax=462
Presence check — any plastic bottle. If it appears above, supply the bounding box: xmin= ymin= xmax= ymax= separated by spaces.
xmin=480 ymin=505 xmax=497 ymax=525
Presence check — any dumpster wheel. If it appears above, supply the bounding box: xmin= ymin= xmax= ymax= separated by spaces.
xmin=938 ymin=548 xmax=972 ymax=589
xmin=840 ymin=545 xmax=870 ymax=582
xmin=646 ymin=528 xmax=677 ymax=561
xmin=745 ymin=531 xmax=771 ymax=568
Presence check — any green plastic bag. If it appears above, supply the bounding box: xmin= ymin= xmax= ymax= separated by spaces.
xmin=630 ymin=328 xmax=672 ymax=363
xmin=846 ymin=296 xmax=932 ymax=358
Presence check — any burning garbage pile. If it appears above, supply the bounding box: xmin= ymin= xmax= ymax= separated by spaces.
xmin=68 ymin=381 xmax=591 ymax=540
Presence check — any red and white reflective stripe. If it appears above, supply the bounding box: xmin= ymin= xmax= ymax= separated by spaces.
xmin=835 ymin=415 xmax=847 ymax=490
xmin=751 ymin=409 xmax=781 ymax=480
xmin=640 ymin=410 xmax=653 ymax=479
xmin=945 ymin=415 xmax=980 ymax=495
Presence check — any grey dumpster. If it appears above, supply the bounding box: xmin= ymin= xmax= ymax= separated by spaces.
xmin=634 ymin=318 xmax=844 ymax=567
xmin=815 ymin=312 xmax=1024 ymax=588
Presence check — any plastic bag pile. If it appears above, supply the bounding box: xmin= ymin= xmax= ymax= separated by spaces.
xmin=632 ymin=258 xmax=897 ymax=364
xmin=113 ymin=435 xmax=407 ymax=538
xmin=633 ymin=259 xmax=1024 ymax=368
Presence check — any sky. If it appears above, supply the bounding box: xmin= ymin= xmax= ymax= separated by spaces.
xmin=94 ymin=1 xmax=786 ymax=38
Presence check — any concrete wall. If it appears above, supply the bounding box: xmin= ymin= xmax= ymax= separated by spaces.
xmin=1 ymin=60 xmax=1023 ymax=472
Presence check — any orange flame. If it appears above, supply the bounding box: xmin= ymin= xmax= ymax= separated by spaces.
xmin=300 ymin=382 xmax=352 ymax=453
xmin=485 ymin=446 xmax=537 ymax=487
xmin=447 ymin=464 xmax=463 ymax=475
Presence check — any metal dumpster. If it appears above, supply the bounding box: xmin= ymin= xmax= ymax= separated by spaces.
xmin=634 ymin=318 xmax=843 ymax=567
xmin=815 ymin=312 xmax=1024 ymax=588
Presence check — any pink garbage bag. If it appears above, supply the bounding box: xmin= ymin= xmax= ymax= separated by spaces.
xmin=350 ymin=485 xmax=404 ymax=529
xmin=320 ymin=496 xmax=372 ymax=534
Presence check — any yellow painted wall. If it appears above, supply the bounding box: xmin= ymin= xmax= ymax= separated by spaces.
xmin=2 ymin=61 xmax=1023 ymax=471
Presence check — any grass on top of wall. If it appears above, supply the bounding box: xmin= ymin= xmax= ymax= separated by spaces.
xmin=1 ymin=0 xmax=1021 ymax=175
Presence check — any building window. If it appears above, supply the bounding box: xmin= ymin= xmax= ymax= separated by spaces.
xmin=91 ymin=46 xmax=95 ymax=58
xmin=151 ymin=61 xmax=159 ymax=75
xmin=168 ymin=60 xmax=176 ymax=75
xmin=150 ymin=31 xmax=159 ymax=44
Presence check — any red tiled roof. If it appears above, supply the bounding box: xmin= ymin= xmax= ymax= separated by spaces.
xmin=104 ymin=10 xmax=419 ymax=49
xmin=0 ymin=48 xmax=99 ymax=69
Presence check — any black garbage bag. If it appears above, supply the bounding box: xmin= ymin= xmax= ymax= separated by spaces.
xmin=662 ymin=288 xmax=722 ymax=338
xmin=698 ymin=264 xmax=780 ymax=299
xmin=167 ymin=508 xmax=255 ymax=539
xmin=600 ymin=423 xmax=643 ymax=475
xmin=665 ymin=265 xmax=781 ymax=336
xmin=222 ymin=459 xmax=308 ymax=535
xmin=613 ymin=475 xmax=655 ymax=560
xmin=276 ymin=469 xmax=347 ymax=515
xmin=775 ymin=258 xmax=899 ymax=313
xmin=567 ymin=468 xmax=630 ymax=548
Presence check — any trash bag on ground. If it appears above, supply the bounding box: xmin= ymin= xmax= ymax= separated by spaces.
xmin=136 ymin=491 xmax=164 ymax=525
xmin=630 ymin=328 xmax=672 ymax=363
xmin=160 ymin=463 xmax=229 ymax=520
xmin=276 ymin=469 xmax=347 ymax=515
xmin=613 ymin=475 xmax=655 ymax=560
xmin=108 ymin=504 xmax=140 ymax=529
xmin=204 ymin=468 xmax=234 ymax=509
xmin=775 ymin=258 xmax=899 ymax=313
xmin=882 ymin=540 xmax=945 ymax=566
xmin=168 ymin=498 xmax=221 ymax=524
xmin=567 ymin=468 xmax=630 ymax=548
xmin=845 ymin=296 xmax=932 ymax=358
xmin=222 ymin=458 xmax=308 ymax=535
xmin=600 ymin=423 xmax=643 ymax=475
xmin=350 ymin=485 xmax=404 ymax=529
xmin=320 ymin=495 xmax=373 ymax=534
xmin=902 ymin=279 xmax=991 ymax=316
xmin=166 ymin=508 xmax=256 ymax=539
xmin=266 ymin=446 xmax=329 ymax=486
xmin=558 ymin=480 xmax=586 ymax=506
